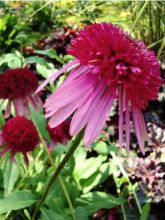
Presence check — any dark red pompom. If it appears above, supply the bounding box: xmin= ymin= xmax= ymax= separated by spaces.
xmin=0 ymin=68 xmax=38 ymax=100
xmin=2 ymin=116 xmax=39 ymax=154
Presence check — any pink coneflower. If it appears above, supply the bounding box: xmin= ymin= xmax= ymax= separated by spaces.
xmin=36 ymin=23 xmax=162 ymax=154
xmin=0 ymin=68 xmax=42 ymax=117
xmin=47 ymin=121 xmax=71 ymax=149
xmin=0 ymin=116 xmax=39 ymax=163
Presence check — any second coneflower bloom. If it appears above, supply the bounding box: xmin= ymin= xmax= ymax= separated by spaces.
xmin=0 ymin=68 xmax=42 ymax=117
xmin=37 ymin=23 xmax=162 ymax=154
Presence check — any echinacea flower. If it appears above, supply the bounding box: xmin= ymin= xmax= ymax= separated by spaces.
xmin=36 ymin=23 xmax=162 ymax=154
xmin=47 ymin=120 xmax=71 ymax=149
xmin=0 ymin=116 xmax=39 ymax=163
xmin=0 ymin=68 xmax=42 ymax=117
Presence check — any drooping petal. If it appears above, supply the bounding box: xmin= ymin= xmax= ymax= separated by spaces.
xmin=125 ymin=95 xmax=130 ymax=155
xmin=119 ymin=87 xmax=124 ymax=152
xmin=4 ymin=100 xmax=12 ymax=118
xmin=67 ymin=64 xmax=89 ymax=81
xmin=138 ymin=111 xmax=148 ymax=141
xmin=48 ymin=86 xmax=94 ymax=127
xmin=36 ymin=59 xmax=79 ymax=93
xmin=29 ymin=95 xmax=40 ymax=112
xmin=13 ymin=99 xmax=24 ymax=116
xmin=84 ymin=89 xmax=114 ymax=146
xmin=52 ymin=64 xmax=88 ymax=94
xmin=45 ymin=73 xmax=90 ymax=105
xmin=45 ymin=74 xmax=95 ymax=114
xmin=133 ymin=108 xmax=145 ymax=155
xmin=70 ymin=79 xmax=106 ymax=136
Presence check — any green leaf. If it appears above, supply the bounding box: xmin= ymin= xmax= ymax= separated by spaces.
xmin=140 ymin=203 xmax=150 ymax=220
xmin=75 ymin=207 xmax=88 ymax=220
xmin=93 ymin=141 xmax=118 ymax=155
xmin=0 ymin=53 xmax=22 ymax=68
xmin=36 ymin=62 xmax=56 ymax=79
xmin=81 ymin=162 xmax=113 ymax=193
xmin=34 ymin=48 xmax=64 ymax=64
xmin=0 ymin=191 xmax=37 ymax=214
xmin=0 ymin=110 xmax=5 ymax=128
xmin=24 ymin=56 xmax=49 ymax=67
xmin=41 ymin=208 xmax=65 ymax=220
xmin=74 ymin=155 xmax=107 ymax=180
xmin=45 ymin=196 xmax=65 ymax=215
xmin=30 ymin=106 xmax=51 ymax=143
xmin=77 ymin=191 xmax=125 ymax=215
xmin=63 ymin=55 xmax=74 ymax=62
xmin=3 ymin=160 xmax=19 ymax=196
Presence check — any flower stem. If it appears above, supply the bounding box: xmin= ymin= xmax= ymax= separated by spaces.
xmin=130 ymin=0 xmax=149 ymax=32
xmin=43 ymin=144 xmax=76 ymax=220
xmin=121 ymin=204 xmax=127 ymax=220
xmin=110 ymin=152 xmax=142 ymax=214
xmin=32 ymin=132 xmax=83 ymax=220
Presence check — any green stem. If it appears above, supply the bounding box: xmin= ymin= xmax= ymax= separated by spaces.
xmin=121 ymin=204 xmax=127 ymax=220
xmin=58 ymin=176 xmax=76 ymax=220
xmin=110 ymin=152 xmax=142 ymax=214
xmin=28 ymin=0 xmax=52 ymax=20
xmin=30 ymin=112 xmax=77 ymax=220
xmin=147 ymin=37 xmax=164 ymax=49
xmin=43 ymin=144 xmax=76 ymax=220
xmin=32 ymin=132 xmax=83 ymax=220
xmin=130 ymin=0 xmax=149 ymax=32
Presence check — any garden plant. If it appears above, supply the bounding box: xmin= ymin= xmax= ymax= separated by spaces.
xmin=0 ymin=1 xmax=165 ymax=220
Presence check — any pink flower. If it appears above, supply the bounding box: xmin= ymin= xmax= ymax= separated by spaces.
xmin=36 ymin=23 xmax=162 ymax=154
xmin=0 ymin=68 xmax=42 ymax=117
xmin=0 ymin=116 xmax=39 ymax=163
xmin=47 ymin=120 xmax=71 ymax=149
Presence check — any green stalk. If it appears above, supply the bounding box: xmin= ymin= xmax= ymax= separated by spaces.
xmin=130 ymin=0 xmax=149 ymax=32
xmin=42 ymin=142 xmax=76 ymax=220
xmin=121 ymin=204 xmax=127 ymax=220
xmin=110 ymin=152 xmax=142 ymax=214
xmin=32 ymin=132 xmax=83 ymax=220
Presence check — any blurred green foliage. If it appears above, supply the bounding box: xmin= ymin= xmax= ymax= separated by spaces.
xmin=0 ymin=0 xmax=164 ymax=58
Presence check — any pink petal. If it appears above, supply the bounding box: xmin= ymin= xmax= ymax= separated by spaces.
xmin=125 ymin=96 xmax=130 ymax=155
xmin=138 ymin=111 xmax=148 ymax=141
xmin=33 ymin=95 xmax=43 ymax=106
xmin=67 ymin=64 xmax=88 ymax=81
xmin=13 ymin=99 xmax=24 ymax=116
xmin=45 ymin=73 xmax=90 ymax=106
xmin=4 ymin=100 xmax=12 ymax=118
xmin=70 ymin=79 xmax=106 ymax=136
xmin=49 ymin=141 xmax=56 ymax=150
xmin=133 ymin=108 xmax=145 ymax=155
xmin=29 ymin=95 xmax=40 ymax=111
xmin=119 ymin=87 xmax=124 ymax=153
xmin=48 ymin=87 xmax=93 ymax=128
xmin=48 ymin=100 xmax=80 ymax=128
xmin=36 ymin=59 xmax=79 ymax=93
xmin=84 ymin=89 xmax=114 ymax=146
xmin=45 ymin=75 xmax=95 ymax=116
xmin=0 ymin=131 xmax=4 ymax=144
